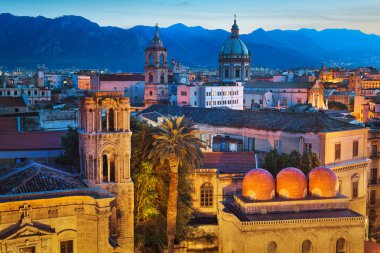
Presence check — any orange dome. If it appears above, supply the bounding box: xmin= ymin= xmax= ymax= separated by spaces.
xmin=242 ymin=168 xmax=275 ymax=201
xmin=276 ymin=167 xmax=307 ymax=199
xmin=308 ymin=166 xmax=337 ymax=197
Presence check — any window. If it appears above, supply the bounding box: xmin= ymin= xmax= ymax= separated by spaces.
xmin=159 ymin=54 xmax=165 ymax=66
xmin=370 ymin=190 xmax=376 ymax=206
xmin=371 ymin=168 xmax=378 ymax=184
xmin=372 ymin=145 xmax=378 ymax=158
xmin=274 ymin=140 xmax=282 ymax=154
xmin=353 ymin=140 xmax=359 ymax=157
xmin=304 ymin=143 xmax=312 ymax=153
xmin=282 ymin=98 xmax=287 ymax=106
xmin=19 ymin=247 xmax=35 ymax=253
xmin=149 ymin=73 xmax=153 ymax=84
xmin=200 ymin=183 xmax=213 ymax=207
xmin=335 ymin=143 xmax=341 ymax=160
xmin=149 ymin=53 xmax=154 ymax=66
xmin=336 ymin=238 xmax=346 ymax=253
xmin=248 ymin=138 xmax=255 ymax=152
xmin=224 ymin=68 xmax=229 ymax=78
xmin=149 ymin=91 xmax=153 ymax=96
xmin=268 ymin=241 xmax=277 ymax=253
xmin=180 ymin=91 xmax=187 ymax=96
xmin=14 ymin=90 xmax=18 ymax=95
xmin=352 ymin=180 xmax=358 ymax=199
xmin=302 ymin=240 xmax=312 ymax=253
xmin=102 ymin=154 xmax=108 ymax=182
xmin=235 ymin=69 xmax=240 ymax=78
xmin=60 ymin=240 xmax=74 ymax=253
xmin=297 ymin=98 xmax=302 ymax=104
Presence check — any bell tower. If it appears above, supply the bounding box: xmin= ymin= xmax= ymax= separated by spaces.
xmin=144 ymin=24 xmax=169 ymax=106
xmin=78 ymin=91 xmax=134 ymax=252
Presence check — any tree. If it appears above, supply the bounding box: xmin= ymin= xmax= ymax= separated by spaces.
xmin=264 ymin=149 xmax=320 ymax=176
xmin=55 ymin=126 xmax=80 ymax=172
xmin=300 ymin=150 xmax=321 ymax=175
xmin=148 ymin=115 xmax=205 ymax=253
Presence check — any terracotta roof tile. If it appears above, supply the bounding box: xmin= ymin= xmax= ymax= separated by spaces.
xmin=203 ymin=152 xmax=255 ymax=174
xmin=0 ymin=97 xmax=27 ymax=107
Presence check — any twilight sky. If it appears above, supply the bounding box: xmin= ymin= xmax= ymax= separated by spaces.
xmin=2 ymin=0 xmax=380 ymax=35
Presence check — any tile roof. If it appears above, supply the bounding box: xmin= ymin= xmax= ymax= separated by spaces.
xmin=0 ymin=131 xmax=65 ymax=151
xmin=203 ymin=152 xmax=255 ymax=174
xmin=99 ymin=74 xmax=145 ymax=82
xmin=0 ymin=97 xmax=27 ymax=107
xmin=0 ymin=117 xmax=18 ymax=132
xmin=0 ymin=161 xmax=86 ymax=195
xmin=141 ymin=105 xmax=364 ymax=133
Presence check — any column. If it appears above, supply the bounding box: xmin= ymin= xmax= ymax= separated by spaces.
xmin=122 ymin=110 xmax=126 ymax=131
xmin=115 ymin=110 xmax=118 ymax=131
xmin=99 ymin=111 xmax=102 ymax=132
xmin=92 ymin=111 xmax=95 ymax=132
xmin=98 ymin=155 xmax=103 ymax=183
xmin=106 ymin=109 xmax=109 ymax=132
xmin=126 ymin=109 xmax=130 ymax=130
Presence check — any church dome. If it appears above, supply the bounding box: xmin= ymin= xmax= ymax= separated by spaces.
xmin=308 ymin=167 xmax=337 ymax=197
xmin=219 ymin=17 xmax=250 ymax=57
xmin=242 ymin=168 xmax=275 ymax=201
xmin=276 ymin=167 xmax=307 ymax=199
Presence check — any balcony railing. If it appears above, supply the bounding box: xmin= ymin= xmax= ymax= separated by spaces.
xmin=369 ymin=131 xmax=380 ymax=139
xmin=370 ymin=179 xmax=379 ymax=185
xmin=371 ymin=152 xmax=380 ymax=159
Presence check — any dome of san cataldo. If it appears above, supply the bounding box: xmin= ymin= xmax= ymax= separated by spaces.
xmin=276 ymin=167 xmax=307 ymax=199
xmin=308 ymin=166 xmax=338 ymax=197
xmin=242 ymin=168 xmax=275 ymax=201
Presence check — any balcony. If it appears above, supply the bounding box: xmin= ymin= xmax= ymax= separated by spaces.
xmin=370 ymin=178 xmax=379 ymax=185
xmin=371 ymin=152 xmax=380 ymax=159
xmin=369 ymin=131 xmax=380 ymax=139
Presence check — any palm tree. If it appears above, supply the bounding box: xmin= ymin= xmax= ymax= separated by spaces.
xmin=148 ymin=115 xmax=204 ymax=253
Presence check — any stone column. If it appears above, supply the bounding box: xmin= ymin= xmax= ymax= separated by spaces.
xmin=122 ymin=110 xmax=126 ymax=131
xmin=96 ymin=208 xmax=112 ymax=252
xmin=106 ymin=109 xmax=109 ymax=132
xmin=126 ymin=109 xmax=130 ymax=130
xmin=115 ymin=110 xmax=118 ymax=131
xmin=98 ymin=155 xmax=103 ymax=183
xmin=92 ymin=111 xmax=95 ymax=132
xmin=107 ymin=154 xmax=111 ymax=182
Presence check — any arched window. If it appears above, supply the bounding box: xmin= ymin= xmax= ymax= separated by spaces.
xmin=200 ymin=183 xmax=213 ymax=207
xmin=224 ymin=67 xmax=229 ymax=78
xmin=108 ymin=108 xmax=115 ymax=132
xmin=159 ymin=54 xmax=165 ymax=66
xmin=149 ymin=73 xmax=154 ymax=84
xmin=149 ymin=53 xmax=154 ymax=66
xmin=110 ymin=206 xmax=118 ymax=237
xmin=110 ymin=160 xmax=116 ymax=182
xmin=336 ymin=238 xmax=346 ymax=253
xmin=235 ymin=67 xmax=240 ymax=78
xmin=160 ymin=73 xmax=165 ymax=83
xmin=101 ymin=108 xmax=107 ymax=131
xmin=302 ymin=240 xmax=312 ymax=253
xmin=149 ymin=91 xmax=153 ymax=96
xmin=352 ymin=174 xmax=359 ymax=199
xmin=102 ymin=154 xmax=108 ymax=182
xmin=245 ymin=66 xmax=249 ymax=79
xmin=268 ymin=241 xmax=277 ymax=253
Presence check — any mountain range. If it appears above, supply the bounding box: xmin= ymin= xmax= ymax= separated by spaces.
xmin=1 ymin=13 xmax=380 ymax=72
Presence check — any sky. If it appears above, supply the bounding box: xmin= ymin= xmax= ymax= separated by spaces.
xmin=1 ymin=0 xmax=380 ymax=35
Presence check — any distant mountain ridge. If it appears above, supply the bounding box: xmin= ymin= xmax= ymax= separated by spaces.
xmin=0 ymin=13 xmax=380 ymax=72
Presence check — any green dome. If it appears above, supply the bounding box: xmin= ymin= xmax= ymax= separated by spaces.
xmin=220 ymin=37 xmax=250 ymax=56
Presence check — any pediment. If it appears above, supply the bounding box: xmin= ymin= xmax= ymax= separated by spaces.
xmin=0 ymin=223 xmax=55 ymax=241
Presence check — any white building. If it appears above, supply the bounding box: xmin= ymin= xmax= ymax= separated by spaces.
xmin=177 ymin=83 xmax=244 ymax=110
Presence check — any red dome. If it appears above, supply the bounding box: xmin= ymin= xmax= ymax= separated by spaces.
xmin=276 ymin=167 xmax=307 ymax=199
xmin=308 ymin=166 xmax=337 ymax=197
xmin=242 ymin=168 xmax=275 ymax=201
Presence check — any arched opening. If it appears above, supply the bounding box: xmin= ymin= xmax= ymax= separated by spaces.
xmin=302 ymin=240 xmax=312 ymax=253
xmin=235 ymin=67 xmax=240 ymax=78
xmin=102 ymin=155 xmax=108 ymax=182
xmin=149 ymin=90 xmax=153 ymax=96
xmin=110 ymin=206 xmax=118 ymax=237
xmin=149 ymin=53 xmax=154 ymax=66
xmin=160 ymin=73 xmax=165 ymax=83
xmin=149 ymin=73 xmax=153 ymax=84
xmin=159 ymin=54 xmax=165 ymax=66
xmin=89 ymin=155 xmax=93 ymax=179
xmin=200 ymin=182 xmax=213 ymax=207
xmin=268 ymin=241 xmax=277 ymax=253
xmin=313 ymin=94 xmax=319 ymax=108
xmin=101 ymin=108 xmax=107 ymax=131
xmin=224 ymin=67 xmax=229 ymax=78
xmin=110 ymin=160 xmax=116 ymax=182
xmin=336 ymin=238 xmax=346 ymax=253
xmin=108 ymin=108 xmax=115 ymax=132
xmin=245 ymin=66 xmax=249 ymax=79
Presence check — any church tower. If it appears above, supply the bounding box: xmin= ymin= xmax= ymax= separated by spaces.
xmin=78 ymin=91 xmax=134 ymax=252
xmin=144 ymin=24 xmax=169 ymax=106
xmin=219 ymin=16 xmax=251 ymax=83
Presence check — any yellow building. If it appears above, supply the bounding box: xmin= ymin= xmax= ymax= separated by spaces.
xmin=218 ymin=167 xmax=365 ymax=253
xmin=0 ymin=91 xmax=134 ymax=253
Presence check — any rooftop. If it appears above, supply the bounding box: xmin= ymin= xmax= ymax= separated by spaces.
xmin=0 ymin=97 xmax=27 ymax=107
xmin=203 ymin=152 xmax=256 ymax=174
xmin=0 ymin=131 xmax=66 ymax=151
xmin=245 ymin=82 xmax=312 ymax=89
xmin=99 ymin=74 xmax=144 ymax=82
xmin=141 ymin=105 xmax=364 ymax=133
xmin=0 ymin=161 xmax=113 ymax=201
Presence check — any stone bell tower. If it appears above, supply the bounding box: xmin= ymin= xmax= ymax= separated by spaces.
xmin=78 ymin=91 xmax=134 ymax=252
xmin=144 ymin=23 xmax=170 ymax=106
